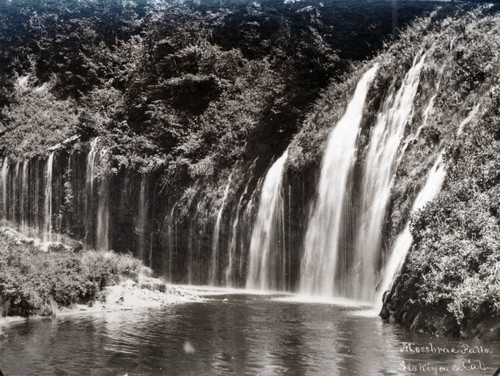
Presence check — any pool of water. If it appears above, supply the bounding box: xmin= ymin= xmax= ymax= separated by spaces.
xmin=1 ymin=289 xmax=499 ymax=375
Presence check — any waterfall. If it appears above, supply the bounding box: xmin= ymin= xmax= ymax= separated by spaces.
xmin=164 ymin=203 xmax=177 ymax=282
xmin=246 ymin=149 xmax=288 ymax=291
xmin=137 ymin=174 xmax=148 ymax=263
xmin=351 ymin=54 xmax=426 ymax=302
xmin=12 ymin=162 xmax=19 ymax=225
xmin=87 ymin=138 xmax=99 ymax=192
xmin=2 ymin=157 xmax=8 ymax=219
xmin=457 ymin=104 xmax=480 ymax=136
xmin=1 ymin=138 xmax=111 ymax=253
xmin=43 ymin=152 xmax=55 ymax=243
xmin=96 ymin=150 xmax=109 ymax=251
xmin=85 ymin=138 xmax=99 ymax=248
xmin=21 ymin=160 xmax=28 ymax=233
xmin=376 ymin=153 xmax=446 ymax=307
xmin=376 ymin=105 xmax=480 ymax=308
xmin=225 ymin=182 xmax=250 ymax=287
xmin=209 ymin=176 xmax=232 ymax=285
xmin=33 ymin=160 xmax=40 ymax=238
xmin=188 ymin=200 xmax=204 ymax=285
xmin=299 ymin=64 xmax=379 ymax=297
xmin=397 ymin=93 xmax=436 ymax=166
xmin=239 ymin=183 xmax=258 ymax=282
xmin=84 ymin=138 xmax=110 ymax=252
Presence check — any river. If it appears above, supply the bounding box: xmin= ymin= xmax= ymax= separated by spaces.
xmin=1 ymin=288 xmax=499 ymax=376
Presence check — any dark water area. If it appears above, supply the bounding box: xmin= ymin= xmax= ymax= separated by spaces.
xmin=1 ymin=291 xmax=499 ymax=376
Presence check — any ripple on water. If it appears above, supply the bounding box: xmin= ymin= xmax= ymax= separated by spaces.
xmin=1 ymin=295 xmax=499 ymax=376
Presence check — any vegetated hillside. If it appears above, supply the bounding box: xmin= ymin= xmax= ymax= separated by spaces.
xmin=288 ymin=5 xmax=500 ymax=338
xmin=0 ymin=0 xmax=465 ymax=175
xmin=378 ymin=7 xmax=500 ymax=339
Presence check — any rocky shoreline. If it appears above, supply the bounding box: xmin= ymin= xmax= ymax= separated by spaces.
xmin=0 ymin=278 xmax=202 ymax=329
xmin=381 ymin=274 xmax=500 ymax=341
xmin=59 ymin=276 xmax=203 ymax=317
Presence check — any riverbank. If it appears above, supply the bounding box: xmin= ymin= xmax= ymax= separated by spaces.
xmin=55 ymin=277 xmax=202 ymax=318
xmin=0 ymin=225 xmax=201 ymax=323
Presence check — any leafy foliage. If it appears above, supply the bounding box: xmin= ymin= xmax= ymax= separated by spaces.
xmin=0 ymin=233 xmax=142 ymax=317
xmin=375 ymin=6 xmax=500 ymax=336
xmin=406 ymin=91 xmax=500 ymax=328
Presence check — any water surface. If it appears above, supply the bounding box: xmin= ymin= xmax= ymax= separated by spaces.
xmin=1 ymin=290 xmax=499 ymax=375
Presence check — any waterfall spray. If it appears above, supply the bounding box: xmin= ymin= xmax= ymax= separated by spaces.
xmin=85 ymin=138 xmax=99 ymax=248
xmin=377 ymin=106 xmax=480 ymax=308
xmin=351 ymin=54 xmax=426 ymax=302
xmin=43 ymin=152 xmax=55 ymax=244
xmin=239 ymin=182 xmax=259 ymax=282
xmin=188 ymin=200 xmax=204 ymax=284
xmin=299 ymin=64 xmax=379 ymax=297
xmin=246 ymin=149 xmax=289 ymax=291
xmin=457 ymin=104 xmax=480 ymax=137
xmin=137 ymin=174 xmax=148 ymax=263
xmin=33 ymin=160 xmax=40 ymax=238
xmin=209 ymin=175 xmax=232 ymax=286
xmin=164 ymin=203 xmax=178 ymax=282
xmin=96 ymin=149 xmax=110 ymax=251
xmin=21 ymin=160 xmax=28 ymax=233
xmin=1 ymin=158 xmax=8 ymax=219
xmin=12 ymin=162 xmax=20 ymax=225
xmin=225 ymin=181 xmax=250 ymax=286
xmin=376 ymin=154 xmax=446 ymax=308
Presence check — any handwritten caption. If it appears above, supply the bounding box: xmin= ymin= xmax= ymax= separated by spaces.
xmin=398 ymin=342 xmax=494 ymax=374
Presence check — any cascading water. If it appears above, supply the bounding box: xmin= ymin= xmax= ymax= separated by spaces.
xmin=0 ymin=55 xmax=480 ymax=299
xmin=188 ymin=200 xmax=204 ymax=285
xmin=351 ymin=53 xmax=426 ymax=302
xmin=209 ymin=176 xmax=232 ymax=286
xmin=33 ymin=160 xmax=40 ymax=238
xmin=457 ymin=104 xmax=480 ymax=136
xmin=397 ymin=93 xmax=436 ymax=166
xmin=85 ymin=138 xmax=99 ymax=248
xmin=1 ymin=157 xmax=8 ymax=219
xmin=225 ymin=182 xmax=249 ymax=287
xmin=20 ymin=160 xmax=28 ymax=233
xmin=164 ymin=203 xmax=178 ymax=282
xmin=43 ymin=152 xmax=55 ymax=244
xmin=12 ymin=162 xmax=19 ymax=225
xmin=137 ymin=174 xmax=148 ymax=263
xmin=246 ymin=149 xmax=288 ymax=291
xmin=299 ymin=64 xmax=379 ymax=297
xmin=84 ymin=139 xmax=110 ymax=252
xmin=376 ymin=154 xmax=446 ymax=308
xmin=376 ymin=106 xmax=480 ymax=308
xmin=239 ymin=183 xmax=259 ymax=283
xmin=96 ymin=149 xmax=110 ymax=251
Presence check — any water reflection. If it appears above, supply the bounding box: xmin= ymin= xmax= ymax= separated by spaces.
xmin=1 ymin=294 xmax=499 ymax=376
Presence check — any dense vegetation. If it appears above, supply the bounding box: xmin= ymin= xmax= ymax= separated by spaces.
xmin=0 ymin=0 xmax=462 ymax=176
xmin=367 ymin=8 xmax=500 ymax=338
xmin=0 ymin=229 xmax=143 ymax=317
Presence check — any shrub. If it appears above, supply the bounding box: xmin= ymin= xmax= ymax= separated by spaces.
xmin=0 ymin=234 xmax=143 ymax=317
